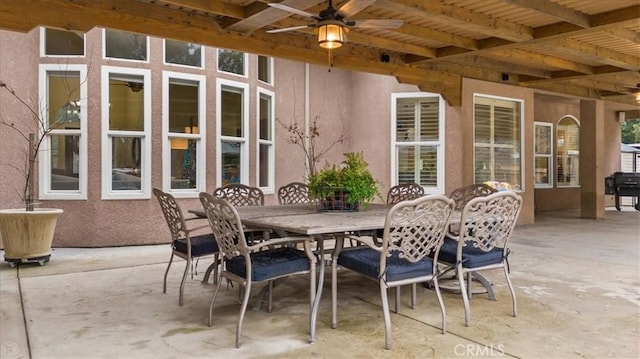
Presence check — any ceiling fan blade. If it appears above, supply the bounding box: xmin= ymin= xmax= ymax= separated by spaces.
xmin=350 ymin=19 xmax=403 ymax=29
xmin=337 ymin=0 xmax=377 ymax=18
xmin=268 ymin=3 xmax=318 ymax=19
xmin=266 ymin=25 xmax=313 ymax=33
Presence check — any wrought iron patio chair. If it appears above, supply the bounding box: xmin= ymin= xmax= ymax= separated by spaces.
xmin=278 ymin=182 xmax=311 ymax=204
xmin=199 ymin=192 xmax=316 ymax=348
xmin=331 ymin=195 xmax=455 ymax=349
xmin=153 ymin=188 xmax=219 ymax=306
xmin=213 ymin=183 xmax=264 ymax=207
xmin=447 ymin=183 xmax=497 ymax=235
xmin=437 ymin=191 xmax=522 ymax=326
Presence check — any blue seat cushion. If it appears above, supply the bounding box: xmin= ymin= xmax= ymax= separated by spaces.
xmin=173 ymin=233 xmax=219 ymax=257
xmin=438 ymin=237 xmax=505 ymax=268
xmin=338 ymin=247 xmax=434 ymax=282
xmin=226 ymin=247 xmax=310 ymax=282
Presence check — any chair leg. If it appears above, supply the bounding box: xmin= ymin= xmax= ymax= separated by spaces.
xmin=458 ymin=267 xmax=472 ymax=327
xmin=411 ymin=283 xmax=417 ymax=309
xmin=331 ymin=257 xmax=338 ymax=329
xmin=380 ymin=282 xmax=392 ymax=350
xmin=432 ymin=276 xmax=447 ymax=334
xmin=179 ymin=257 xmax=190 ymax=306
xmin=163 ymin=253 xmax=175 ymax=294
xmin=503 ymin=266 xmax=517 ymax=317
xmin=201 ymin=255 xmax=218 ymax=284
xmin=236 ymin=280 xmax=252 ymax=348
xmin=208 ymin=279 xmax=223 ymax=327
xmin=394 ymin=286 xmax=400 ymax=313
xmin=267 ymin=280 xmax=274 ymax=313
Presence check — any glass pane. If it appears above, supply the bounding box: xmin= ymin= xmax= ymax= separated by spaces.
xmin=474 ymin=103 xmax=491 ymax=143
xmin=50 ymin=134 xmax=80 ymax=190
xmin=259 ymin=94 xmax=271 ymax=140
xmin=218 ymin=49 xmax=244 ymax=75
xmin=418 ymin=146 xmax=437 ymax=186
xmin=258 ymin=56 xmax=270 ymax=83
xmin=221 ymin=88 xmax=243 ymax=137
xmin=48 ymin=72 xmax=81 ymax=128
xmin=494 ymin=105 xmax=519 ymax=145
xmin=396 ymin=98 xmax=416 ymax=142
xmin=259 ymin=143 xmax=270 ymax=187
xmin=165 ymin=39 xmax=202 ymax=67
xmin=495 ymin=147 xmax=519 ymax=185
xmin=45 ymin=28 xmax=84 ymax=56
xmin=419 ymin=98 xmax=439 ymax=141
xmin=535 ymin=124 xmax=551 ymax=155
xmin=105 ymin=29 xmax=147 ymax=61
xmin=109 ymin=75 xmax=144 ymax=131
xmin=111 ymin=136 xmax=142 ymax=190
xmin=397 ymin=145 xmax=415 ymax=184
xmin=221 ymin=141 xmax=241 ymax=185
xmin=474 ymin=147 xmax=491 ymax=183
xmin=169 ymin=82 xmax=199 ymax=133
xmin=557 ymin=117 xmax=580 ymax=186
xmin=535 ymin=157 xmax=549 ymax=185
xmin=170 ymin=139 xmax=197 ymax=189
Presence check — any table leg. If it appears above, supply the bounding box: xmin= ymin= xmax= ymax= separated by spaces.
xmin=309 ymin=235 xmax=324 ymax=343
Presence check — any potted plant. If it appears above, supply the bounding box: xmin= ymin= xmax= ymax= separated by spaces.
xmin=0 ymin=80 xmax=66 ymax=267
xmin=308 ymin=152 xmax=380 ymax=211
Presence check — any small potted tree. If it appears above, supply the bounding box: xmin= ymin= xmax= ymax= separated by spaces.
xmin=0 ymin=81 xmax=67 ymax=267
xmin=308 ymin=152 xmax=380 ymax=211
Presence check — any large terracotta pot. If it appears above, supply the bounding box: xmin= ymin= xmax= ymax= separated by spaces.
xmin=0 ymin=208 xmax=63 ymax=267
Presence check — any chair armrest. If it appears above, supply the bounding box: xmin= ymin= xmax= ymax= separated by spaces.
xmin=246 ymin=236 xmax=312 ymax=253
xmin=345 ymin=235 xmax=383 ymax=252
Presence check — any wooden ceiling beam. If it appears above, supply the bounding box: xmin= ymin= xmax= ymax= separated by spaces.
xmin=445 ymin=57 xmax=552 ymax=79
xmin=375 ymin=0 xmax=533 ymax=42
xmin=604 ymin=26 xmax=640 ymax=44
xmin=486 ymin=48 xmax=594 ymax=74
xmin=226 ymin=0 xmax=324 ymax=32
xmin=547 ymin=38 xmax=640 ymax=70
xmin=155 ymin=0 xmax=246 ymax=19
xmin=498 ymin=0 xmax=590 ymax=28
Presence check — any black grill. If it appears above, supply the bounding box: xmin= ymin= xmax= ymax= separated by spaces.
xmin=605 ymin=172 xmax=640 ymax=211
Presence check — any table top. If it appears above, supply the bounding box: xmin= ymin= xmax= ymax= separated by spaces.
xmin=190 ymin=203 xmax=391 ymax=236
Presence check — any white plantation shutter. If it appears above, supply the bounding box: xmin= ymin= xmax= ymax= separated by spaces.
xmin=473 ymin=96 xmax=522 ymax=187
xmin=394 ymin=95 xmax=442 ymax=191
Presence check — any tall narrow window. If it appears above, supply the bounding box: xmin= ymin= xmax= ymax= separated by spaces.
xmin=101 ymin=67 xmax=151 ymax=199
xmin=39 ymin=64 xmax=87 ymax=200
xmin=257 ymin=88 xmax=275 ymax=191
xmin=534 ymin=122 xmax=553 ymax=188
xmin=104 ymin=29 xmax=148 ymax=61
xmin=258 ymin=56 xmax=273 ymax=84
xmin=473 ymin=95 xmax=523 ymax=189
xmin=392 ymin=93 xmax=444 ymax=194
xmin=41 ymin=27 xmax=85 ymax=56
xmin=217 ymin=79 xmax=249 ymax=186
xmin=163 ymin=72 xmax=206 ymax=196
xmin=164 ymin=39 xmax=202 ymax=68
xmin=556 ymin=116 xmax=580 ymax=187
xmin=217 ymin=49 xmax=246 ymax=76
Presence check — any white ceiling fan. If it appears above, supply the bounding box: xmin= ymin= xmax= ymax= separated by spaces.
xmin=267 ymin=0 xmax=403 ymax=49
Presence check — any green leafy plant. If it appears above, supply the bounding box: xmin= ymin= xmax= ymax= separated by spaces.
xmin=308 ymin=152 xmax=380 ymax=209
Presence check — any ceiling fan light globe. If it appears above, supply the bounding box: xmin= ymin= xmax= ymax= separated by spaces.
xmin=317 ymin=23 xmax=346 ymax=49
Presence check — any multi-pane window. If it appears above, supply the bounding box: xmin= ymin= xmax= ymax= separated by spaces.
xmin=258 ymin=56 xmax=273 ymax=84
xmin=473 ymin=95 xmax=523 ymax=189
xmin=556 ymin=116 xmax=580 ymax=187
xmin=41 ymin=27 xmax=85 ymax=56
xmin=39 ymin=64 xmax=87 ymax=200
xmin=257 ymin=88 xmax=275 ymax=191
xmin=163 ymin=72 xmax=206 ymax=196
xmin=217 ymin=49 xmax=246 ymax=76
xmin=217 ymin=79 xmax=249 ymax=186
xmin=164 ymin=39 xmax=202 ymax=68
xmin=104 ymin=29 xmax=148 ymax=61
xmin=392 ymin=93 xmax=444 ymax=194
xmin=101 ymin=67 xmax=151 ymax=199
xmin=534 ymin=122 xmax=553 ymax=188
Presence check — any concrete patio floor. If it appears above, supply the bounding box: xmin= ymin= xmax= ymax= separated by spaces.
xmin=1 ymin=207 xmax=639 ymax=358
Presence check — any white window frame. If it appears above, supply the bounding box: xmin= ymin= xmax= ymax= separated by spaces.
xmin=38 ymin=64 xmax=88 ymax=200
xmin=256 ymin=87 xmax=275 ymax=194
xmin=257 ymin=55 xmax=274 ymax=86
xmin=390 ymin=92 xmax=445 ymax=195
xmin=102 ymin=28 xmax=150 ymax=64
xmin=216 ymin=78 xmax=250 ymax=187
xmin=162 ymin=71 xmax=207 ymax=197
xmin=216 ymin=49 xmax=248 ymax=78
xmin=39 ymin=27 xmax=86 ymax=58
xmin=556 ymin=115 xmax=581 ymax=188
xmin=472 ymin=94 xmax=525 ymax=191
xmin=101 ymin=66 xmax=152 ymax=200
xmin=162 ymin=39 xmax=204 ymax=69
xmin=534 ymin=121 xmax=553 ymax=189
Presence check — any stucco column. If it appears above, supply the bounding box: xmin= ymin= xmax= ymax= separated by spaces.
xmin=579 ymin=99 xmax=605 ymax=219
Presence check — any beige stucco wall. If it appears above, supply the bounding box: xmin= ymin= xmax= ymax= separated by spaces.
xmin=1 ymin=27 xmax=631 ymax=247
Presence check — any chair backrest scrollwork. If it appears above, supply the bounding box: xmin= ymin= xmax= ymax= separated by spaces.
xmin=386 ymin=183 xmax=424 ymax=205
xmin=153 ymin=188 xmax=188 ymax=241
xmin=278 ymin=182 xmax=311 ymax=205
xmin=213 ymin=184 xmax=264 ymax=207
xmin=449 ymin=183 xmax=497 ymax=211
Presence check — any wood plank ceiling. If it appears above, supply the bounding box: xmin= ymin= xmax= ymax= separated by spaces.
xmin=1 ymin=0 xmax=638 ymax=107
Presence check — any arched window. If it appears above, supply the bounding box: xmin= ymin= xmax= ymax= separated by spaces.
xmin=556 ymin=116 xmax=580 ymax=187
